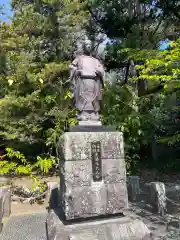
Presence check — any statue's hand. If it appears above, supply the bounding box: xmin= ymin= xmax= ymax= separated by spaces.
xmin=96 ymin=70 xmax=102 ymax=77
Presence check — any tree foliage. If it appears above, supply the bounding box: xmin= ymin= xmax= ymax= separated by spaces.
xmin=0 ymin=0 xmax=180 ymax=181
xmin=89 ymin=0 xmax=180 ymax=172
xmin=0 ymin=0 xmax=89 ymax=185
xmin=0 ymin=0 xmax=88 ymax=157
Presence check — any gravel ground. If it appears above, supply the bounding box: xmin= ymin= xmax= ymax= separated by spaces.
xmin=128 ymin=201 xmax=180 ymax=239
xmin=0 ymin=213 xmax=47 ymax=240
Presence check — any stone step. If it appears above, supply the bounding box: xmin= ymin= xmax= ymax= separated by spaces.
xmin=46 ymin=209 xmax=152 ymax=240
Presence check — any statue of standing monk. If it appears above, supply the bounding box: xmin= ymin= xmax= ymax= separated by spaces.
xmin=69 ymin=42 xmax=105 ymax=122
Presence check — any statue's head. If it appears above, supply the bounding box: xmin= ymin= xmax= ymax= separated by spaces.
xmin=82 ymin=40 xmax=92 ymax=56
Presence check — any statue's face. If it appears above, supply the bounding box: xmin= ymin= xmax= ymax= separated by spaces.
xmin=83 ymin=40 xmax=91 ymax=55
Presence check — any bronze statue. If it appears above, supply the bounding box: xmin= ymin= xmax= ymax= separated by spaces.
xmin=69 ymin=43 xmax=105 ymax=122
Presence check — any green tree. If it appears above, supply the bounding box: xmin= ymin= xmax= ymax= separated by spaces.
xmin=132 ymin=39 xmax=180 ymax=171
xmin=102 ymin=81 xmax=141 ymax=173
xmin=89 ymin=0 xmax=179 ymax=44
xmin=0 ymin=0 xmax=89 ymax=160
xmin=87 ymin=0 xmax=180 ymax=172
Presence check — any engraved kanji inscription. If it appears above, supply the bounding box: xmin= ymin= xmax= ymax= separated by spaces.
xmin=91 ymin=141 xmax=102 ymax=182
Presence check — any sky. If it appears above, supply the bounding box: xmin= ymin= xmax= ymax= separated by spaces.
xmin=1 ymin=0 xmax=11 ymax=7
xmin=0 ymin=0 xmax=12 ymax=21
xmin=159 ymin=40 xmax=169 ymax=50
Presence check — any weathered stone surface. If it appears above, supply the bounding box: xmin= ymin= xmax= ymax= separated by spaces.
xmin=103 ymin=159 xmax=126 ymax=184
xmin=57 ymin=131 xmax=128 ymax=220
xmin=149 ymin=182 xmax=166 ymax=216
xmin=61 ymin=160 xmax=92 ymax=187
xmin=57 ymin=132 xmax=124 ymax=161
xmin=0 ymin=186 xmax=11 ymax=234
xmin=106 ymin=182 xmax=128 ymax=213
xmin=167 ymin=219 xmax=180 ymax=231
xmin=0 ymin=186 xmax=11 ymax=217
xmin=128 ymin=176 xmax=141 ymax=201
xmin=0 ymin=196 xmax=3 ymax=233
xmin=46 ymin=209 xmax=152 ymax=240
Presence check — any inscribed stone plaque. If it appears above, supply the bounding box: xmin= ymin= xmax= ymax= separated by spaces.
xmin=91 ymin=141 xmax=102 ymax=182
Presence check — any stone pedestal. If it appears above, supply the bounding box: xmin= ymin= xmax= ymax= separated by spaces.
xmin=57 ymin=131 xmax=128 ymax=220
xmin=46 ymin=129 xmax=151 ymax=240
xmin=46 ymin=209 xmax=152 ymax=240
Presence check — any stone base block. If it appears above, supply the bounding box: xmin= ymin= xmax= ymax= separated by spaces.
xmin=46 ymin=209 xmax=152 ymax=240
xmin=0 ymin=196 xmax=3 ymax=233
xmin=57 ymin=131 xmax=128 ymax=220
xmin=149 ymin=182 xmax=166 ymax=216
xmin=0 ymin=186 xmax=11 ymax=217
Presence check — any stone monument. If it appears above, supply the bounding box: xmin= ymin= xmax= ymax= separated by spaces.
xmin=46 ymin=43 xmax=152 ymax=239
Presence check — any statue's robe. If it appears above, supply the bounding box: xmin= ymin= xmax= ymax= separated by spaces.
xmin=69 ymin=55 xmax=104 ymax=113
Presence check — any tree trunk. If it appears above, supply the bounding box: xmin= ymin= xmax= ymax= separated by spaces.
xmin=128 ymin=0 xmax=133 ymax=19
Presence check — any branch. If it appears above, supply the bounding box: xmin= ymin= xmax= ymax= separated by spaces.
xmin=142 ymin=12 xmax=165 ymax=49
